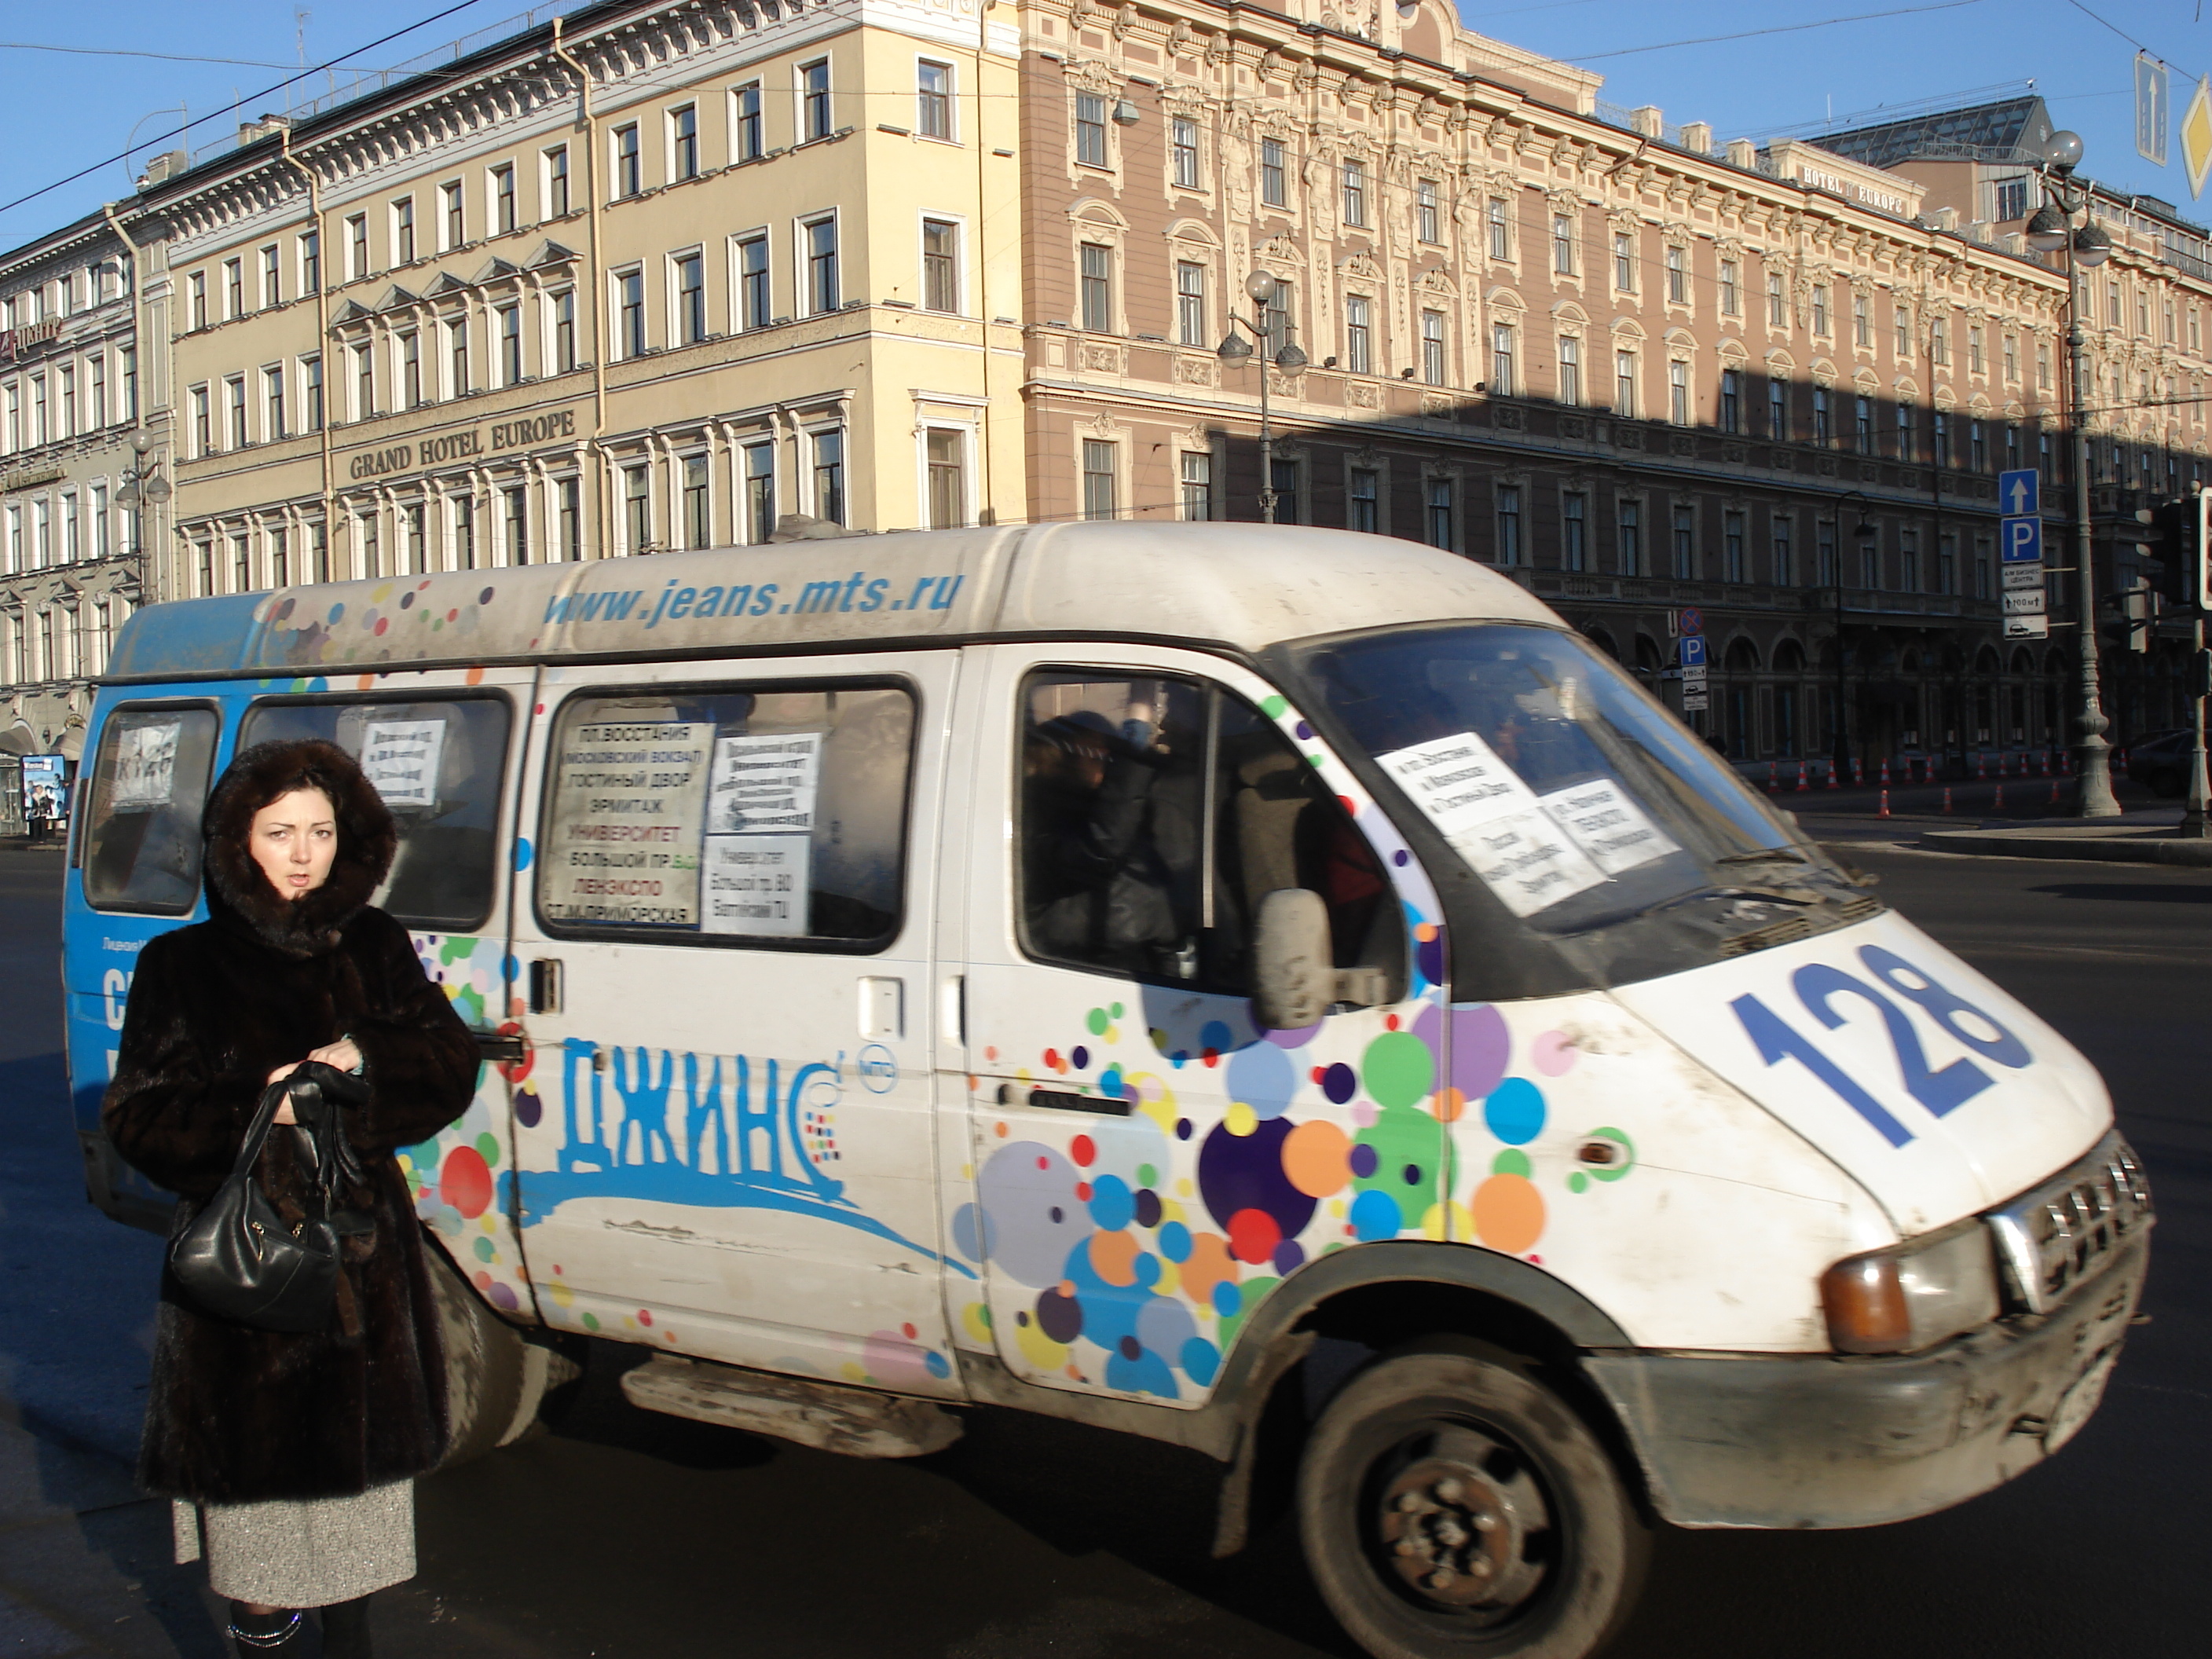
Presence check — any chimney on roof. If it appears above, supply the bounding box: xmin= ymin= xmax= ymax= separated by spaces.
xmin=1726 ymin=138 xmax=1758 ymax=169
xmin=1631 ymin=106 xmax=1662 ymax=138
xmin=1680 ymin=122 xmax=1712 ymax=156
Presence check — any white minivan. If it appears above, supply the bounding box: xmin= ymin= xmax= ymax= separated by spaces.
xmin=66 ymin=522 xmax=2151 ymax=1659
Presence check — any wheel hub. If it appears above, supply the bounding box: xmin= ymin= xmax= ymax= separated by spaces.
xmin=1374 ymin=1428 xmax=1549 ymax=1611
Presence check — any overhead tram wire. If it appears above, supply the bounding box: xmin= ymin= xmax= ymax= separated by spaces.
xmin=0 ymin=0 xmax=500 ymax=223
xmin=1566 ymin=0 xmax=1988 ymax=64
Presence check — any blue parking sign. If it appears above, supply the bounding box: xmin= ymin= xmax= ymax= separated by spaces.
xmin=1679 ymin=635 xmax=1708 ymax=668
xmin=1998 ymin=469 xmax=2038 ymax=518
xmin=2001 ymin=517 xmax=2043 ymax=562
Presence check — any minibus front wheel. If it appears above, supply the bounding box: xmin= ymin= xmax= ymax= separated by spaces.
xmin=1297 ymin=1340 xmax=1648 ymax=1659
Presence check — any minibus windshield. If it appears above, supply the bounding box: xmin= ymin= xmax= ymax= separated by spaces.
xmin=1283 ymin=624 xmax=1864 ymax=954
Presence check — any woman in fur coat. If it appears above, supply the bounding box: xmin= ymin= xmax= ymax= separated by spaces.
xmin=103 ymin=738 xmax=478 ymax=1656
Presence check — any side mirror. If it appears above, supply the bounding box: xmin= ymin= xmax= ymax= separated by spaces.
xmin=1253 ymin=889 xmax=1339 ymax=1031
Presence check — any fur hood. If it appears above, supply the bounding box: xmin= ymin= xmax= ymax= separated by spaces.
xmin=203 ymin=740 xmax=398 ymax=957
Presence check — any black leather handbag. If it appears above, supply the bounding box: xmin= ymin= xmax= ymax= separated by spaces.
xmin=168 ymin=1064 xmax=368 ymax=1333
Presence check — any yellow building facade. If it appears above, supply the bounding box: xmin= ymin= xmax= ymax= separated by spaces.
xmin=133 ymin=0 xmax=1024 ymax=595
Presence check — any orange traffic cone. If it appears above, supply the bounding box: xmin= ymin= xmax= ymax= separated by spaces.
xmin=1879 ymin=757 xmax=1892 ymax=788
xmin=1796 ymin=761 xmax=1810 ymax=792
xmin=1852 ymin=756 xmax=1864 ymax=786
xmin=1826 ymin=760 xmax=1840 ymax=789
xmin=1976 ymin=752 xmax=1987 ymax=781
xmin=1877 ymin=789 xmax=1891 ymax=818
xmin=1994 ymin=782 xmax=2005 ymax=812
xmin=1941 ymin=785 xmax=1954 ymax=814
xmin=2048 ymin=775 xmax=2060 ymax=805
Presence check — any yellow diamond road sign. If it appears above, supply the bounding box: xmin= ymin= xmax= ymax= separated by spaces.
xmin=2185 ymin=76 xmax=2212 ymax=199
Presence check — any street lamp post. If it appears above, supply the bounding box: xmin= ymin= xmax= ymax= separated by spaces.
xmin=1828 ymin=490 xmax=1880 ymax=779
xmin=1218 ymin=270 xmax=1306 ymax=523
xmin=2025 ymin=130 xmax=2121 ymax=817
xmin=112 ymin=427 xmax=170 ymax=591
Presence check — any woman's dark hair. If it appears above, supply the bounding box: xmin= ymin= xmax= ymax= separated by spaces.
xmin=201 ymin=740 xmax=398 ymax=949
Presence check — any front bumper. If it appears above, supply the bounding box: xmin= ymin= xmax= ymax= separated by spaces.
xmin=1582 ymin=1230 xmax=2148 ymax=1529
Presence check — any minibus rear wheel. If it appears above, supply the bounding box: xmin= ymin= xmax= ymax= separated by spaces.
xmin=1296 ymin=1341 xmax=1648 ymax=1659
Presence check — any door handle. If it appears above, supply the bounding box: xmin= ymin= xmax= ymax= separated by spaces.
xmin=475 ymin=1031 xmax=527 ymax=1064
xmin=993 ymin=1080 xmax=1131 ymax=1116
xmin=529 ymin=958 xmax=562 ymax=1015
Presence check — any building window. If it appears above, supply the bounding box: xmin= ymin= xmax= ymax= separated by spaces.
xmin=1425 ymin=478 xmax=1453 ymax=551
xmin=733 ymin=85 xmax=762 ymax=162
xmin=1933 ymin=410 xmax=1949 ymax=467
xmin=1666 ymin=245 xmax=1686 ymax=304
xmin=615 ymin=268 xmax=646 ymax=356
xmin=1811 ymin=284 xmax=1829 ymax=335
xmin=1490 ymin=323 xmax=1514 ymax=396
xmin=1771 ymin=512 xmax=1793 ymax=585
xmin=1668 ymin=361 xmax=1689 ymax=425
xmin=452 ymin=495 xmax=477 ymax=569
xmin=1613 ymin=233 xmax=1635 ymax=291
xmin=303 ymin=354 xmax=323 ymax=430
xmin=1614 ymin=350 xmax=1636 ymax=418
xmin=1617 ymin=499 xmax=1641 ymax=576
xmin=1345 ymin=295 xmax=1372 ymax=375
xmin=1488 ymin=198 xmax=1510 ymax=260
xmin=1262 ymin=139 xmax=1286 ymax=207
xmin=2005 ymin=423 xmax=2020 ymax=475
xmin=1562 ymin=491 xmax=1588 ymax=572
xmin=1993 ymin=175 xmax=2030 ymax=221
xmin=224 ymin=258 xmax=244 ymax=318
xmin=1719 ymin=259 xmax=1740 ymax=316
xmin=925 ymin=428 xmax=965 ymax=529
xmin=447 ymin=316 xmax=470 ymax=397
xmin=1172 ymin=117 xmax=1201 ymax=189
xmin=497 ymin=305 xmax=522 ymax=385
xmin=1895 ymin=304 xmax=1911 ymax=358
xmin=1860 ymin=527 xmax=1882 ymax=590
xmin=505 ymin=484 xmax=530 ymax=564
xmin=1931 ymin=318 xmax=1948 ymax=364
xmin=1817 ymin=518 xmax=1839 ymax=586
xmin=806 ymin=218 xmax=840 ymax=315
xmin=1969 ymin=326 xmax=1985 ymax=372
xmin=1417 ymin=179 xmax=1440 ymax=244
xmin=802 ymin=59 xmax=832 ymax=142
xmin=1552 ymin=214 xmax=1575 ymax=275
xmin=299 ymin=229 xmax=320 ymax=295
xmin=551 ymin=288 xmax=577 ymax=371
xmin=923 ymin=219 xmax=960 ymax=314
xmin=350 ymin=346 xmax=372 ymax=421
xmin=1348 ymin=468 xmax=1379 ymax=534
xmin=676 ymin=251 xmax=706 ymax=344
xmin=1970 ymin=419 xmax=1987 ymax=472
xmin=1180 ymin=451 xmax=1214 ymax=522
xmin=671 ymin=104 xmax=699 ymax=181
xmin=1558 ymin=336 xmax=1580 ymax=405
xmin=1724 ymin=509 xmax=1745 ymax=582
xmin=918 ymin=60 xmax=952 ymax=139
xmin=1899 ymin=528 xmax=1919 ymax=591
xmin=1262 ymin=280 xmax=1291 ymax=358
xmin=614 ymin=123 xmax=641 ymax=197
xmin=1342 ymin=162 xmax=1367 ymax=227
xmin=400 ymin=504 xmax=423 ymax=575
xmin=1671 ymin=503 xmax=1695 ymax=577
xmin=2003 ymin=332 xmax=2018 ymax=382
xmin=1075 ymin=94 xmax=1108 ymax=167
xmin=1939 ymin=531 xmax=1958 ymax=595
xmin=1855 ymin=394 xmax=1873 ymax=452
xmin=1720 ymin=368 xmax=1741 ymax=432
xmin=1767 ymin=271 xmax=1785 ymax=328
xmin=743 ymin=441 xmax=775 ymax=543
xmin=225 ymin=377 xmax=247 ymax=448
xmin=544 ymin=146 xmax=570 ymax=216
xmin=557 ymin=476 xmax=581 ymax=561
xmin=1421 ymin=310 xmax=1445 ymax=386
xmin=682 ymin=455 xmax=710 ymax=548
xmin=623 ymin=465 xmax=650 ymax=551
xmin=1079 ymin=242 xmax=1113 ymax=332
xmin=120 ymin=347 xmax=136 ymax=421
xmin=1082 ymin=438 xmax=1116 ymax=519
xmin=1767 ymin=379 xmax=1787 ymax=441
xmin=401 ymin=331 xmax=423 ymax=408
xmin=814 ymin=429 xmax=846 ymax=523
xmin=264 ymin=364 xmax=285 ymax=441
xmin=1496 ymin=484 xmax=1522 ymax=566
xmin=188 ymin=271 xmax=207 ymax=331
xmin=232 ymin=533 xmax=252 ymax=592
xmin=1177 ymin=261 xmax=1207 ymax=346
xmin=1854 ymin=293 xmax=1871 ymax=348
xmin=261 ymin=244 xmax=280 ymax=308
xmin=1812 ymin=386 xmax=1831 ymax=445
xmin=737 ymin=236 xmax=771 ymax=329
xmin=441 ymin=180 xmax=464 ymax=250
xmin=392 ymin=197 xmax=415 ymax=263
xmin=492 ymin=163 xmax=516 ymax=234
xmin=1896 ymin=399 xmax=1915 ymax=462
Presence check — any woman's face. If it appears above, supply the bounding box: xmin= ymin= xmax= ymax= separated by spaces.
xmin=248 ymin=787 xmax=339 ymax=902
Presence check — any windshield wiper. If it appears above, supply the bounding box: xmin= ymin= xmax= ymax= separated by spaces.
xmin=1712 ymin=847 xmax=1813 ymax=866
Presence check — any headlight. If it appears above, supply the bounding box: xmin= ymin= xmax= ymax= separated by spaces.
xmin=1820 ymin=1219 xmax=2001 ymax=1355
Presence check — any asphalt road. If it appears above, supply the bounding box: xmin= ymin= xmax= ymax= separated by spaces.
xmin=2 ymin=840 xmax=2207 ymax=1659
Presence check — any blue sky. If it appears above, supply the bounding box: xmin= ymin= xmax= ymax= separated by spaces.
xmin=0 ymin=0 xmax=2207 ymax=254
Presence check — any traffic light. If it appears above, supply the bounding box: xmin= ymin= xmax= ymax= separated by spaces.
xmin=2121 ymin=581 xmax=2162 ymax=653
xmin=2143 ymin=491 xmax=2211 ymax=610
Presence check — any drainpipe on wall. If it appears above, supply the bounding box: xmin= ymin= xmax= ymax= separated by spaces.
xmin=551 ymin=16 xmax=610 ymax=562
xmin=973 ymin=0 xmax=995 ymax=522
xmin=97 ymin=200 xmax=157 ymax=604
xmin=276 ymin=126 xmax=336 ymax=577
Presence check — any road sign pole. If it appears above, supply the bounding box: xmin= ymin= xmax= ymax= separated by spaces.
xmin=2185 ymin=611 xmax=2209 ymax=839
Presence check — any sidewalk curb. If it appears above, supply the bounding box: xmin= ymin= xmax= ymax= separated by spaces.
xmin=1918 ymin=829 xmax=2212 ymax=866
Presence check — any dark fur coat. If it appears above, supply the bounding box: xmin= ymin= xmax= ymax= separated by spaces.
xmin=102 ymin=740 xmax=478 ymax=1504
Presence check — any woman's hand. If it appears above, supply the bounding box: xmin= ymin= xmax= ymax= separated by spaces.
xmin=263 ymin=1040 xmax=363 ymax=1124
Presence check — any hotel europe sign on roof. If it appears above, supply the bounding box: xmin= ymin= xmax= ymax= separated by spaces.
xmin=346 ymin=408 xmax=581 ymax=482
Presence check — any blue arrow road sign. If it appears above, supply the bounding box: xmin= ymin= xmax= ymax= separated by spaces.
xmin=1998 ymin=469 xmax=2038 ymax=518
xmin=2001 ymin=517 xmax=2044 ymax=562
xmin=1679 ymin=635 xmax=1708 ymax=668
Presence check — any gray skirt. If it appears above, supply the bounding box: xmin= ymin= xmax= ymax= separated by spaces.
xmin=172 ymin=1480 xmax=416 ymax=1607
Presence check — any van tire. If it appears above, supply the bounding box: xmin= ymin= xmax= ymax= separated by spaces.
xmin=422 ymin=1238 xmax=547 ymax=1470
xmin=1296 ymin=1343 xmax=1648 ymax=1659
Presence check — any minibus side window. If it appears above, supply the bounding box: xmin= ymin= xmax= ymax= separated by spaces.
xmin=1018 ymin=672 xmax=1401 ymax=998
xmin=82 ymin=706 xmax=222 ymax=914
xmin=236 ymin=697 xmax=511 ymax=929
xmin=537 ymin=683 xmax=914 ymax=948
